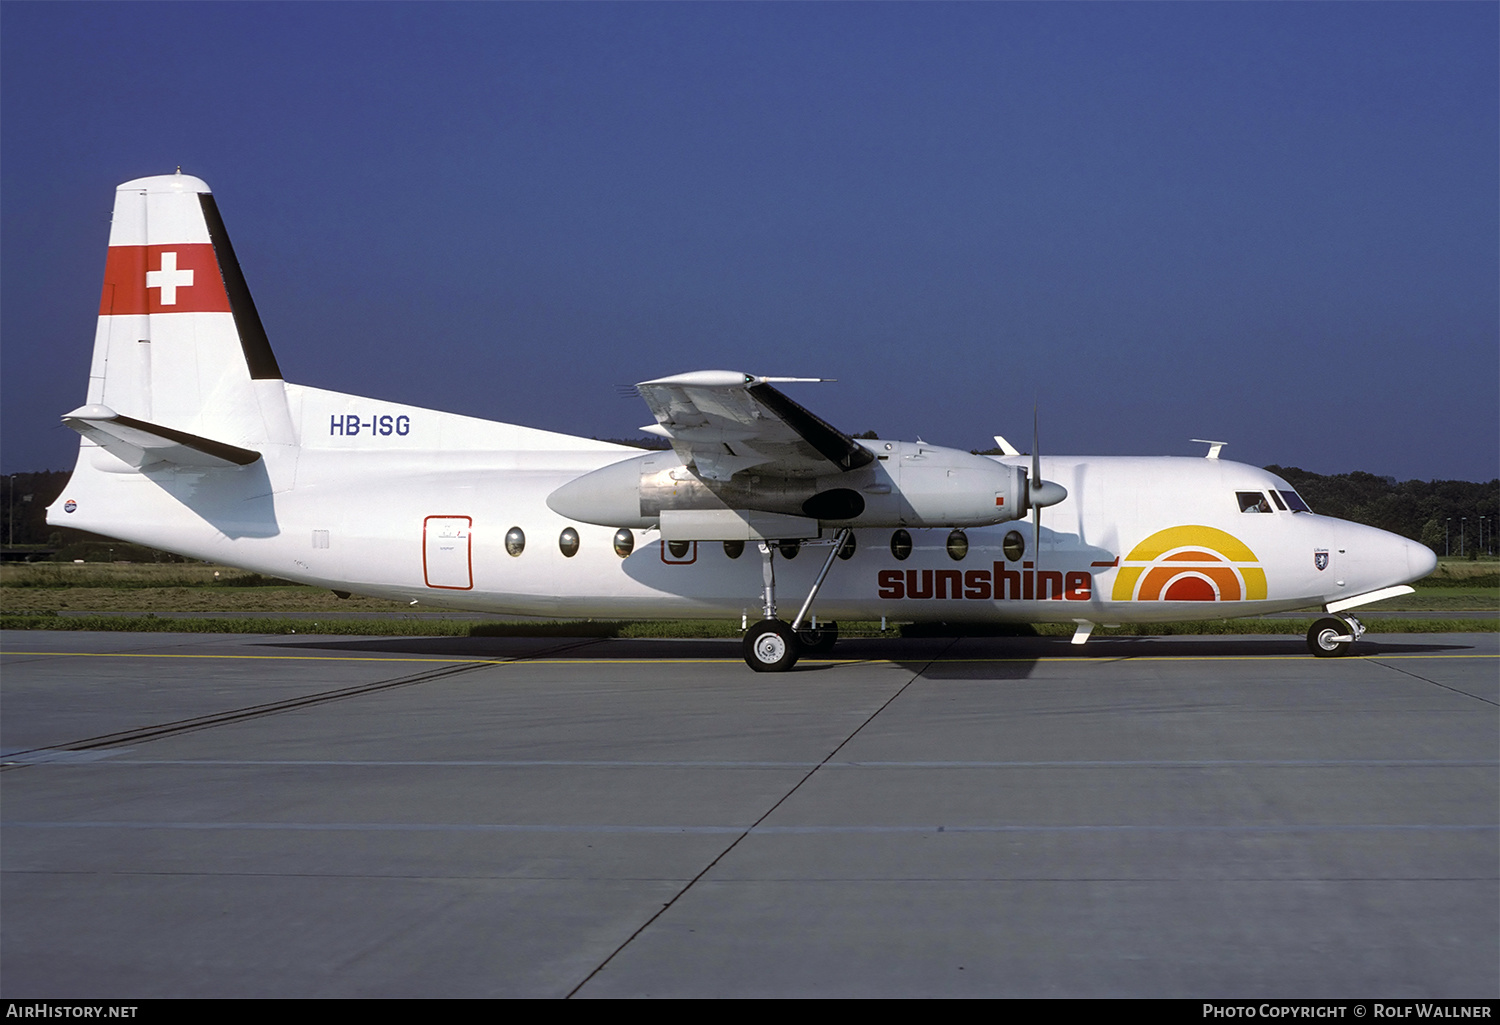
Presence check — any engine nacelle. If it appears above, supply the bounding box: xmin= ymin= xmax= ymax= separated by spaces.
xmin=546 ymin=440 xmax=1039 ymax=535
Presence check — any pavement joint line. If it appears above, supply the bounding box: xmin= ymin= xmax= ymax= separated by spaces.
xmin=0 ymin=638 xmax=604 ymax=762
xmin=563 ymin=636 xmax=959 ymax=997
xmin=18 ymin=758 xmax=1493 ymax=768
xmin=1369 ymin=658 xmax=1500 ymax=707
xmin=6 ymin=821 xmax=1495 ymax=835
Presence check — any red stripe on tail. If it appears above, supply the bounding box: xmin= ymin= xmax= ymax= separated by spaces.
xmin=99 ymin=244 xmax=230 ymax=315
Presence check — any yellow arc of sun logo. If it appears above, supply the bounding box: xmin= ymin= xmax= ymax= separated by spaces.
xmin=1111 ymin=525 xmax=1267 ymax=602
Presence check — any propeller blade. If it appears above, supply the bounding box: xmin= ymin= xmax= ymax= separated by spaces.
xmin=1031 ymin=406 xmax=1040 ymax=492
xmin=1026 ymin=405 xmax=1071 ymax=589
xmin=1032 ymin=406 xmax=1041 ymax=581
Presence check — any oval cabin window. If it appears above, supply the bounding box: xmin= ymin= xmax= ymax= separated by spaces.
xmin=613 ymin=528 xmax=634 ymax=558
xmin=946 ymin=529 xmax=968 ymax=561
xmin=890 ymin=529 xmax=912 ymax=561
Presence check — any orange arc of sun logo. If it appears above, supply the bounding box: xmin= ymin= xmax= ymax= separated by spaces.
xmin=1111 ymin=525 xmax=1267 ymax=602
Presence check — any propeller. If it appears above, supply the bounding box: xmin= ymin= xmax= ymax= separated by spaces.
xmin=1027 ymin=405 xmax=1068 ymax=582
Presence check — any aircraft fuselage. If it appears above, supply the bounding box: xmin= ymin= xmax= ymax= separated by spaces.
xmin=54 ymin=386 xmax=1433 ymax=627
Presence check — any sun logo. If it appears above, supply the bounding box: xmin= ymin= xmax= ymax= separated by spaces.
xmin=1111 ymin=525 xmax=1267 ymax=602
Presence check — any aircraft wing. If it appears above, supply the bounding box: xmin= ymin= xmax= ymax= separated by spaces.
xmin=635 ymin=371 xmax=875 ymax=481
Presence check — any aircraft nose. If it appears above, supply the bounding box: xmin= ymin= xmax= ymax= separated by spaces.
xmin=1404 ymin=535 xmax=1438 ymax=582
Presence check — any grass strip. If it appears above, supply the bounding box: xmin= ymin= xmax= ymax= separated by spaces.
xmin=1 ymin=613 xmax=1493 ymax=638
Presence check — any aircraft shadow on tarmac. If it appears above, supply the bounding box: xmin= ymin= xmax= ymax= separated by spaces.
xmin=252 ymin=632 xmax=1478 ymax=683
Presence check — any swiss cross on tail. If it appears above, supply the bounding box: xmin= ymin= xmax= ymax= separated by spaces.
xmin=146 ymin=251 xmax=193 ymax=304
xmin=98 ymin=244 xmax=230 ymax=315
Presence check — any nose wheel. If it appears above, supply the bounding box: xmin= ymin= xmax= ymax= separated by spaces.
xmin=1307 ymin=615 xmax=1364 ymax=657
xmin=744 ymin=619 xmax=799 ymax=672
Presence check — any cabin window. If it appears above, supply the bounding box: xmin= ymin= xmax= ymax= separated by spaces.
xmin=505 ymin=527 xmax=526 ymax=557
xmin=668 ymin=540 xmax=692 ymax=559
xmin=890 ymin=529 xmax=912 ymax=561
xmin=723 ymin=540 xmax=744 ymax=559
xmin=1003 ymin=530 xmax=1024 ymax=562
xmin=946 ymin=529 xmax=968 ymax=561
xmin=1278 ymin=490 xmax=1312 ymax=513
xmin=558 ymin=527 xmax=580 ymax=558
xmin=1237 ymin=491 xmax=1272 ymax=513
xmin=613 ymin=528 xmax=634 ymax=558
xmin=778 ymin=540 xmax=799 ymax=559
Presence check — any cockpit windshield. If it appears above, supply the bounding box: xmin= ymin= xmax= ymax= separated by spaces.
xmin=1277 ymin=489 xmax=1312 ymax=513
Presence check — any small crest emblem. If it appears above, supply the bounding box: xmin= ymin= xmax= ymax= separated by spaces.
xmin=1314 ymin=549 xmax=1329 ymax=571
xmin=63 ymin=499 xmax=77 ymax=514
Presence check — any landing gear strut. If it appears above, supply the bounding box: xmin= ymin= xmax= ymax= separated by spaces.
xmin=1307 ymin=614 xmax=1364 ymax=657
xmin=741 ymin=528 xmax=851 ymax=672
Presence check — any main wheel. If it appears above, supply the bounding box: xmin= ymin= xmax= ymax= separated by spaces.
xmin=743 ymin=619 xmax=799 ymax=672
xmin=796 ymin=621 xmax=839 ymax=655
xmin=1307 ymin=617 xmax=1353 ymax=658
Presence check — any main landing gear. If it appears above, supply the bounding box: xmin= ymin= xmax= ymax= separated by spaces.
xmin=742 ymin=528 xmax=850 ymax=672
xmin=1306 ymin=614 xmax=1365 ymax=657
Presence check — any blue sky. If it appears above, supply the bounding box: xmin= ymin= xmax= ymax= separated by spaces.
xmin=3 ymin=2 xmax=1496 ymax=481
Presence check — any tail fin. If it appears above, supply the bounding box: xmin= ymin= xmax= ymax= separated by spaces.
xmin=75 ymin=172 xmax=294 ymax=464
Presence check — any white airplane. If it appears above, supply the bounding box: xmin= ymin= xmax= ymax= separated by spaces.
xmin=47 ymin=173 xmax=1437 ymax=670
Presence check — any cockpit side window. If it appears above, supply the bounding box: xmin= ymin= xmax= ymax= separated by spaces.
xmin=1268 ymin=490 xmax=1288 ymax=511
xmin=1277 ymin=489 xmax=1312 ymax=513
xmin=1237 ymin=491 xmax=1272 ymax=513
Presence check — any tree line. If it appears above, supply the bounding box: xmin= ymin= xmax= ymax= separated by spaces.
xmin=1265 ymin=466 xmax=1497 ymax=558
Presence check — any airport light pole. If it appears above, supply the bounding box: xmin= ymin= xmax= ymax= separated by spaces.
xmin=1445 ymin=518 xmax=1451 ymax=557
xmin=1460 ymin=518 xmax=1466 ymax=558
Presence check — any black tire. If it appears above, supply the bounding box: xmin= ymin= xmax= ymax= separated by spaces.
xmin=743 ymin=619 xmax=800 ymax=672
xmin=1307 ymin=617 xmax=1353 ymax=658
xmin=796 ymin=621 xmax=839 ymax=655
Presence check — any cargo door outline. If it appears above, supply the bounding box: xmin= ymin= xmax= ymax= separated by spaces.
xmin=423 ymin=515 xmax=473 ymax=589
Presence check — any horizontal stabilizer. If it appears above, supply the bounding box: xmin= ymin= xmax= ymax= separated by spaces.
xmin=62 ymin=404 xmax=261 ymax=469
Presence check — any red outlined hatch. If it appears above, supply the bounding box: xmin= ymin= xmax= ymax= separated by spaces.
xmin=423 ymin=516 xmax=473 ymax=589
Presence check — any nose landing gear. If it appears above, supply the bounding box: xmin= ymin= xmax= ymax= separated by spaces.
xmin=741 ymin=528 xmax=851 ymax=671
xmin=1307 ymin=614 xmax=1365 ymax=657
